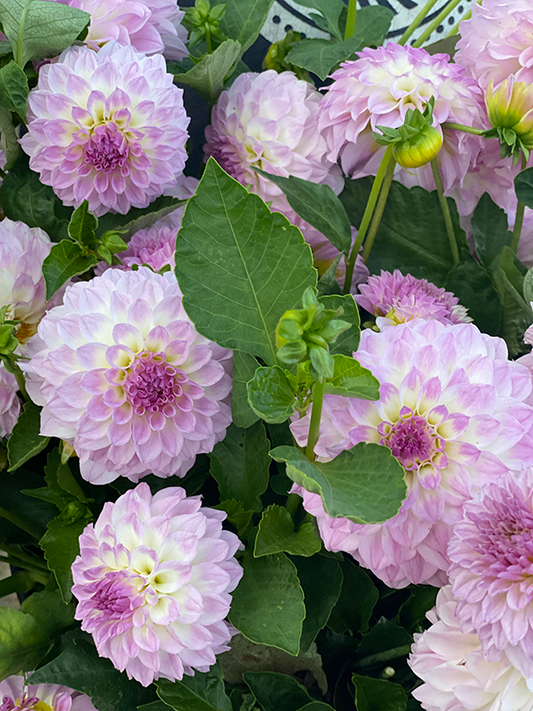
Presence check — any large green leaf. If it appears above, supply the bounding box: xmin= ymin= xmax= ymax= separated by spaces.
xmin=1 ymin=468 xmax=57 ymax=542
xmin=209 ymin=422 xmax=270 ymax=512
xmin=295 ymin=0 xmax=344 ymax=39
xmin=492 ymin=247 xmax=533 ymax=356
xmin=175 ymin=158 xmax=316 ymax=364
xmin=270 ymin=443 xmax=406 ymax=524
xmin=328 ymin=560 xmax=378 ymax=635
xmin=399 ymin=586 xmax=438 ymax=634
xmin=0 ymin=60 xmax=28 ymax=120
xmin=349 ymin=5 xmax=394 ymax=47
xmin=352 ymin=675 xmax=407 ymax=711
xmin=254 ymin=504 xmax=322 ymax=558
xmin=244 ymin=672 xmax=311 ymax=711
xmin=220 ymin=0 xmax=275 ymax=54
xmin=0 ymin=607 xmax=50 ymax=680
xmin=43 ymin=240 xmax=97 ymax=300
xmin=0 ymin=0 xmax=89 ymax=67
xmin=68 ymin=200 xmax=98 ymax=248
xmin=7 ymin=401 xmax=49 ymax=472
xmin=357 ymin=619 xmax=412 ymax=668
xmin=324 ymin=355 xmax=379 ymax=399
xmin=515 ymin=167 xmax=533 ymax=209
xmin=0 ymin=104 xmax=21 ymax=170
xmin=231 ymin=351 xmax=260 ymax=429
xmin=21 ymin=589 xmax=75 ymax=639
xmin=174 ymin=40 xmax=241 ymax=104
xmin=246 ymin=365 xmax=296 ymax=424
xmin=445 ymin=255 xmax=502 ymax=336
xmin=96 ymin=195 xmax=185 ymax=239
xmin=229 ymin=552 xmax=305 ymax=656
xmin=471 ymin=193 xmax=513 ymax=268
xmin=285 ymin=36 xmax=361 ymax=81
xmin=157 ymin=662 xmax=231 ymax=711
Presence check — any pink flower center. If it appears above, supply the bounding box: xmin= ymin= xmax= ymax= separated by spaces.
xmin=124 ymin=351 xmax=186 ymax=416
xmin=378 ymin=410 xmax=446 ymax=471
xmin=84 ymin=123 xmax=129 ymax=173
xmin=0 ymin=696 xmax=41 ymax=711
xmin=91 ymin=570 xmax=145 ymax=622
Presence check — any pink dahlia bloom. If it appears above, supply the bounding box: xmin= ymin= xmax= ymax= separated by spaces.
xmin=20 ymin=42 xmax=189 ymax=217
xmin=409 ymin=586 xmax=533 ymax=711
xmin=52 ymin=0 xmax=188 ymax=59
xmin=0 ymin=364 xmax=21 ymax=439
xmin=318 ymin=43 xmax=486 ymax=194
xmin=291 ymin=320 xmax=533 ymax=587
xmin=355 ymin=270 xmax=471 ymax=329
xmin=0 ymin=675 xmax=96 ymax=711
xmin=455 ymin=0 xmax=533 ymax=91
xmin=448 ymin=469 xmax=533 ymax=677
xmin=121 ymin=222 xmax=177 ymax=272
xmin=23 ymin=267 xmax=232 ymax=485
xmin=72 ymin=482 xmax=243 ymax=686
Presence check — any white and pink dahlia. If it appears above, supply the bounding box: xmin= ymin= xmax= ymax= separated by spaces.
xmin=455 ymin=0 xmax=533 ymax=91
xmin=121 ymin=222 xmax=177 ymax=272
xmin=0 ymin=675 xmax=96 ymax=711
xmin=0 ymin=364 xmax=21 ymax=439
xmin=53 ymin=0 xmax=188 ymax=59
xmin=448 ymin=469 xmax=533 ymax=677
xmin=21 ymin=42 xmax=189 ymax=217
xmin=291 ymin=320 xmax=533 ymax=588
xmin=72 ymin=482 xmax=243 ymax=686
xmin=355 ymin=270 xmax=470 ymax=329
xmin=409 ymin=586 xmax=533 ymax=711
xmin=23 ymin=267 xmax=232 ymax=485
xmin=318 ymin=43 xmax=486 ymax=194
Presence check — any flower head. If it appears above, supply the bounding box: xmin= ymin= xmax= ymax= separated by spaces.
xmin=21 ymin=42 xmax=189 ymax=217
xmin=318 ymin=43 xmax=486 ymax=194
xmin=409 ymin=586 xmax=533 ymax=711
xmin=0 ymin=364 xmax=21 ymax=439
xmin=23 ymin=267 xmax=232 ymax=485
xmin=291 ymin=320 xmax=533 ymax=587
xmin=355 ymin=270 xmax=471 ymax=329
xmin=52 ymin=0 xmax=188 ymax=59
xmin=121 ymin=220 xmax=179 ymax=272
xmin=486 ymin=77 xmax=533 ymax=161
xmin=0 ymin=675 xmax=96 ymax=711
xmin=72 ymin=482 xmax=243 ymax=686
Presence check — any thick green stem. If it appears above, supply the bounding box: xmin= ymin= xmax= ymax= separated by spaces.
xmin=12 ymin=362 xmax=28 ymax=401
xmin=306 ymin=380 xmax=324 ymax=461
xmin=431 ymin=159 xmax=460 ymax=265
xmin=398 ymin=0 xmax=439 ymax=46
xmin=361 ymin=157 xmax=396 ymax=263
xmin=344 ymin=0 xmax=357 ymax=40
xmin=0 ymin=543 xmax=48 ymax=571
xmin=413 ymin=0 xmax=463 ymax=48
xmin=512 ymin=153 xmax=528 ymax=253
xmin=343 ymin=145 xmax=394 ymax=294
xmin=441 ymin=122 xmax=486 ymax=136
xmin=205 ymin=25 xmax=212 ymax=53
xmin=0 ymin=508 xmax=40 ymax=539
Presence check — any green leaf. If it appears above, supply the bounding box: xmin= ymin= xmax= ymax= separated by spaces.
xmin=357 ymin=619 xmax=412 ymax=668
xmin=21 ymin=588 xmax=75 ymax=639
xmin=350 ymin=5 xmax=394 ymax=47
xmin=271 ymin=443 xmax=406 ymax=524
xmin=209 ymin=421 xmax=270 ymax=512
xmin=319 ymin=294 xmax=360 ymax=356
xmin=352 ymin=674 xmax=407 ymax=711
xmin=0 ymin=606 xmax=50 ymax=680
xmin=285 ymin=36 xmax=361 ymax=81
xmin=324 ymin=355 xmax=379 ymax=399
xmin=399 ymin=586 xmax=438 ymax=634
xmin=43 ymin=240 xmax=98 ymax=300
xmin=175 ymin=158 xmax=316 ymax=365
xmin=174 ymin=40 xmax=241 ymax=104
xmin=340 ymin=179 xmax=466 ymax=286
xmin=294 ymin=0 xmax=344 ymax=40
xmin=471 ymin=193 xmax=513 ymax=268
xmin=229 ymin=552 xmax=306 ymax=656
xmin=1 ymin=468 xmax=57 ymax=542
xmin=232 ymin=351 xmax=260 ymax=429
xmin=28 ymin=639 xmax=144 ymax=711
xmin=96 ymin=195 xmax=185 ymax=239
xmin=0 ymin=0 xmax=90 ymax=67
xmin=255 ymin=171 xmax=352 ymax=255
xmin=157 ymin=662 xmax=231 ymax=711
xmin=445 ymin=255 xmax=502 ymax=336
xmin=493 ymin=246 xmax=533 ymax=356
xmin=254 ymin=504 xmax=322 ymax=558
xmin=293 ymin=555 xmax=343 ymax=653
xmin=243 ymin=672 xmax=311 ymax=711
xmin=327 ymin=560 xmax=378 ymax=635
xmin=246 ymin=365 xmax=296 ymax=424
xmin=68 ymin=200 xmax=98 ymax=248
xmin=0 ymin=104 xmax=21 ymax=169
xmin=524 ymin=266 xmax=533 ymax=305
xmin=220 ymin=0 xmax=275 ymax=54
xmin=0 ymin=60 xmax=28 ymax=120
xmin=515 ymin=166 xmax=533 ymax=209
xmin=7 ymin=401 xmax=49 ymax=472
xmin=298 ymin=704 xmax=335 ymax=711
xmin=214 ymin=500 xmax=253 ymax=537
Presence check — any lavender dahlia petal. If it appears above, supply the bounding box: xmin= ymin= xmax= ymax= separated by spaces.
xmin=23 ymin=267 xmax=232 ymax=485
xmin=0 ymin=675 xmax=96 ymax=711
xmin=291 ymin=320 xmax=533 ymax=587
xmin=20 ymin=42 xmax=189 ymax=217
xmin=0 ymin=365 xmax=21 ymax=439
xmin=72 ymin=482 xmax=243 ymax=686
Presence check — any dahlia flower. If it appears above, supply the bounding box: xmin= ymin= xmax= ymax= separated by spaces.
xmin=355 ymin=270 xmax=471 ymax=329
xmin=516 ymin=209 xmax=533 ymax=267
xmin=0 ymin=364 xmax=21 ymax=439
xmin=72 ymin=482 xmax=243 ymax=686
xmin=0 ymin=675 xmax=96 ymax=711
xmin=20 ymin=42 xmax=189 ymax=217
xmin=455 ymin=0 xmax=533 ymax=91
xmin=448 ymin=469 xmax=533 ymax=677
xmin=409 ymin=586 xmax=533 ymax=711
xmin=318 ymin=43 xmax=486 ymax=194
xmin=52 ymin=0 xmax=188 ymax=59
xmin=291 ymin=320 xmax=533 ymax=587
xmin=23 ymin=267 xmax=232 ymax=485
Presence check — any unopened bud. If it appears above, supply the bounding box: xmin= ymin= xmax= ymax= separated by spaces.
xmin=393 ymin=124 xmax=443 ymax=169
xmin=486 ymin=77 xmax=533 ymax=160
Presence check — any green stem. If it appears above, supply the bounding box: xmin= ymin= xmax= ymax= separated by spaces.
xmin=0 ymin=544 xmax=48 ymax=571
xmin=398 ymin=0 xmax=439 ymax=46
xmin=0 ymin=554 xmax=48 ymax=576
xmin=343 ymin=145 xmax=394 ymax=294
xmin=205 ymin=25 xmax=212 ymax=54
xmin=0 ymin=508 xmax=40 ymax=539
xmin=413 ymin=0 xmax=463 ymax=48
xmin=512 ymin=152 xmax=528 ymax=253
xmin=306 ymin=380 xmax=324 ymax=461
xmin=344 ymin=0 xmax=357 ymax=40
xmin=362 ymin=157 xmax=396 ymax=263
xmin=441 ymin=122 xmax=486 ymax=136
xmin=12 ymin=362 xmax=28 ymax=401
xmin=431 ymin=159 xmax=459 ymax=265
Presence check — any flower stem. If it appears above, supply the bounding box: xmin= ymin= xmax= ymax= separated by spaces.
xmin=441 ymin=122 xmax=486 ymax=136
xmin=398 ymin=0 xmax=439 ymax=46
xmin=305 ymin=380 xmax=324 ymax=461
xmin=413 ymin=0 xmax=463 ymax=48
xmin=0 ymin=507 xmax=40 ymax=539
xmin=362 ymin=156 xmax=396 ymax=263
xmin=343 ymin=145 xmax=394 ymax=294
xmin=344 ymin=0 xmax=357 ymax=40
xmin=285 ymin=492 xmax=301 ymax=518
xmin=0 ymin=543 xmax=48 ymax=571
xmin=431 ymin=158 xmax=460 ymax=265
xmin=12 ymin=362 xmax=28 ymax=401
xmin=205 ymin=25 xmax=212 ymax=53
xmin=512 ymin=152 xmax=528 ymax=253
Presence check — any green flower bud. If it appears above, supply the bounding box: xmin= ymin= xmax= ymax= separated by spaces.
xmin=0 ymin=324 xmax=18 ymax=356
xmin=277 ymin=339 xmax=308 ymax=365
xmin=263 ymin=31 xmax=311 ymax=82
xmin=486 ymin=77 xmax=533 ymax=161
xmin=393 ymin=124 xmax=443 ymax=169
xmin=309 ymin=346 xmax=335 ymax=381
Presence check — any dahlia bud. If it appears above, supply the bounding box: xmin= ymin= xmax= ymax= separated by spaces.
xmin=263 ymin=31 xmax=311 ymax=82
xmin=486 ymin=77 xmax=533 ymax=161
xmin=184 ymin=0 xmax=226 ymax=49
